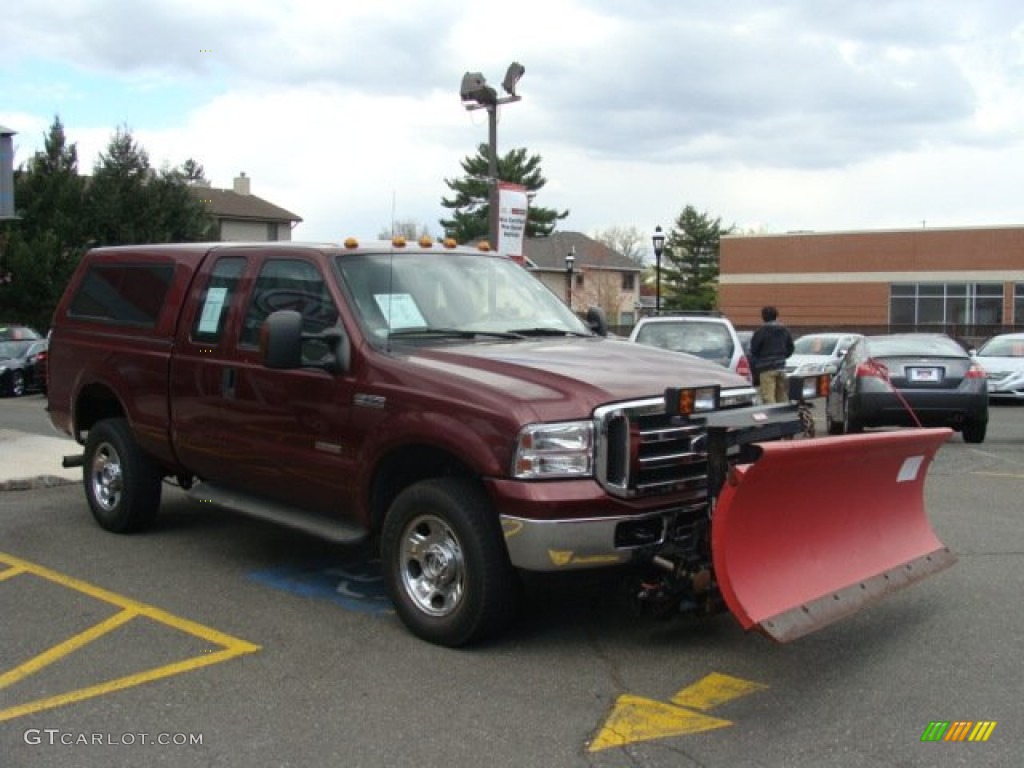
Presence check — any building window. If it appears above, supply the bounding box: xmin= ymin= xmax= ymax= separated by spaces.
xmin=889 ymin=282 xmax=1003 ymax=329
xmin=1015 ymin=283 xmax=1024 ymax=326
xmin=621 ymin=273 xmax=636 ymax=291
xmin=267 ymin=222 xmax=279 ymax=241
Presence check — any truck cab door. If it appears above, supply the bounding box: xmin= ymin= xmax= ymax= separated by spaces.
xmin=171 ymin=251 xmax=359 ymax=518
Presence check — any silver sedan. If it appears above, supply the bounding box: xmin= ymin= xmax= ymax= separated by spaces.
xmin=975 ymin=332 xmax=1024 ymax=400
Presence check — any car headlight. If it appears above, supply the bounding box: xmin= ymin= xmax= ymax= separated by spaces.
xmin=513 ymin=421 xmax=594 ymax=479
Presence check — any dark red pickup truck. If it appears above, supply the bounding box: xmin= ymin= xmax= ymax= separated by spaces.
xmin=47 ymin=238 xmax=954 ymax=646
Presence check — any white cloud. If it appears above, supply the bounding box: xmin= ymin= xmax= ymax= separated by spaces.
xmin=5 ymin=0 xmax=1024 ymax=242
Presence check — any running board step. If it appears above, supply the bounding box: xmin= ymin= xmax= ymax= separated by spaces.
xmin=187 ymin=482 xmax=368 ymax=544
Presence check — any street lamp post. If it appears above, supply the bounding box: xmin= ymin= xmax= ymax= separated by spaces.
xmin=460 ymin=63 xmax=525 ymax=248
xmin=652 ymin=225 xmax=666 ymax=314
xmin=565 ymin=246 xmax=576 ymax=308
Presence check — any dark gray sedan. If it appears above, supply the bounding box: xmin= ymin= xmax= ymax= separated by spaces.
xmin=825 ymin=333 xmax=989 ymax=443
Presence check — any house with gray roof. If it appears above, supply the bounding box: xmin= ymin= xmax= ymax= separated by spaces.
xmin=189 ymin=173 xmax=302 ymax=241
xmin=524 ymin=231 xmax=643 ymax=325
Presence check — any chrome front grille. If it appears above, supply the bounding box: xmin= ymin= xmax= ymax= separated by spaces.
xmin=594 ymin=389 xmax=755 ymax=500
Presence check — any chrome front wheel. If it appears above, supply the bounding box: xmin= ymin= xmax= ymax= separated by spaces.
xmin=398 ymin=513 xmax=466 ymax=618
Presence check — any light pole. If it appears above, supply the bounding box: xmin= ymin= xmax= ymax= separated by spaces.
xmin=460 ymin=63 xmax=525 ymax=249
xmin=565 ymin=246 xmax=575 ymax=308
xmin=652 ymin=225 xmax=666 ymax=314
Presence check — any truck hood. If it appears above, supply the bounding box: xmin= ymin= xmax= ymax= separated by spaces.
xmin=403 ymin=336 xmax=750 ymax=418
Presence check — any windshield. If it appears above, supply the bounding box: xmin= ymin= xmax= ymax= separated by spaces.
xmin=633 ymin=321 xmax=735 ymax=368
xmin=867 ymin=336 xmax=965 ymax=358
xmin=978 ymin=337 xmax=1024 ymax=357
xmin=334 ymin=252 xmax=588 ymax=342
xmin=793 ymin=335 xmax=841 ymax=355
xmin=0 ymin=340 xmax=32 ymax=359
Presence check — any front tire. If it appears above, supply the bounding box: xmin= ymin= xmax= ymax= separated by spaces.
xmin=381 ymin=478 xmax=517 ymax=647
xmin=10 ymin=371 xmax=25 ymax=397
xmin=83 ymin=418 xmax=163 ymax=533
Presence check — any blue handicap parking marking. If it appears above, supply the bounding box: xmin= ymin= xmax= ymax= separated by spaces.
xmin=249 ymin=558 xmax=393 ymax=615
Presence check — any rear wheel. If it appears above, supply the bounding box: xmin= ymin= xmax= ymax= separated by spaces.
xmin=83 ymin=418 xmax=163 ymax=533
xmin=381 ymin=477 xmax=517 ymax=647
xmin=825 ymin=404 xmax=843 ymax=436
xmin=962 ymin=420 xmax=987 ymax=444
xmin=843 ymin=395 xmax=863 ymax=434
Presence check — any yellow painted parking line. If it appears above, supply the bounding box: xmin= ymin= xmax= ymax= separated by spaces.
xmin=972 ymin=471 xmax=1024 ymax=480
xmin=0 ymin=565 xmax=26 ymax=582
xmin=0 ymin=552 xmax=260 ymax=722
xmin=0 ymin=608 xmax=137 ymax=689
xmin=589 ymin=672 xmax=768 ymax=752
xmin=671 ymin=671 xmax=769 ymax=711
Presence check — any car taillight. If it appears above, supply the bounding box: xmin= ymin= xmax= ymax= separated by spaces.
xmin=855 ymin=360 xmax=888 ymax=379
xmin=736 ymin=354 xmax=751 ymax=383
xmin=966 ymin=363 xmax=986 ymax=379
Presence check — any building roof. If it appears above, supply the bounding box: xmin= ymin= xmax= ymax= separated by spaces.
xmin=524 ymin=231 xmax=642 ymax=272
xmin=188 ymin=185 xmax=302 ymax=224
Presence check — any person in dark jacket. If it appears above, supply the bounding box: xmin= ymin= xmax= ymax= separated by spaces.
xmin=749 ymin=306 xmax=795 ymax=404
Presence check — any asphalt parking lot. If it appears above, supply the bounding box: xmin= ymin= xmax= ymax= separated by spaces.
xmin=1 ymin=394 xmax=1022 ymax=767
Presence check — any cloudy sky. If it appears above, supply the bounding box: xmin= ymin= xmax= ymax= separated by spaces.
xmin=3 ymin=0 xmax=1024 ymax=252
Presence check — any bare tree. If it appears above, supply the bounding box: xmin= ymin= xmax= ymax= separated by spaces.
xmin=592 ymin=226 xmax=645 ymax=265
xmin=378 ymin=218 xmax=434 ymax=240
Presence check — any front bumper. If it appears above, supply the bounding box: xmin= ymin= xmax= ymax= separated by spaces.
xmin=500 ymin=509 xmax=671 ymax=571
xmin=987 ymin=371 xmax=1024 ymax=399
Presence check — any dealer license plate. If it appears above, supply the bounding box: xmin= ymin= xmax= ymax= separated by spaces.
xmin=909 ymin=367 xmax=941 ymax=382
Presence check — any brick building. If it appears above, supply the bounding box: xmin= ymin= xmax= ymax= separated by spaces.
xmin=719 ymin=226 xmax=1024 ymax=340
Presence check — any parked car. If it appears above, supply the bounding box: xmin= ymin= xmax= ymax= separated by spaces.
xmin=973 ymin=332 xmax=1024 ymax=401
xmin=737 ymin=329 xmax=753 ymax=357
xmin=0 ymin=338 xmax=49 ymax=396
xmin=0 ymin=324 xmax=43 ymax=341
xmin=785 ymin=332 xmax=862 ymax=376
xmin=825 ymin=334 xmax=988 ymax=442
xmin=628 ymin=312 xmax=752 ymax=381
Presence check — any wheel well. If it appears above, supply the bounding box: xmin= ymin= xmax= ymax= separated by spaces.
xmin=369 ymin=445 xmax=478 ymax=533
xmin=74 ymin=384 xmax=126 ymax=440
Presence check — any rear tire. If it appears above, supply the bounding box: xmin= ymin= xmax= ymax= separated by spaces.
xmin=381 ymin=477 xmax=517 ymax=647
xmin=962 ymin=420 xmax=986 ymax=444
xmin=825 ymin=402 xmax=843 ymax=435
xmin=843 ymin=396 xmax=863 ymax=434
xmin=83 ymin=418 xmax=163 ymax=533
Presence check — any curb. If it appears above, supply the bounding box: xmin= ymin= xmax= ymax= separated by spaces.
xmin=0 ymin=475 xmax=78 ymax=492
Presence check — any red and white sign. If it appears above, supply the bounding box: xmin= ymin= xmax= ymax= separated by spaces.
xmin=497 ymin=182 xmax=528 ymax=263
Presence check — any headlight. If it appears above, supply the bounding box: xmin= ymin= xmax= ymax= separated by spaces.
xmin=513 ymin=421 xmax=594 ymax=479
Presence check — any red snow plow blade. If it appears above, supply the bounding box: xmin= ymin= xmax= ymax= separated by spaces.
xmin=712 ymin=428 xmax=956 ymax=642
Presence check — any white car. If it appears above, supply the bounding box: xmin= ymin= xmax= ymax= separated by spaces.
xmin=628 ymin=313 xmax=751 ymax=382
xmin=974 ymin=332 xmax=1024 ymax=400
xmin=785 ymin=333 xmax=862 ymax=376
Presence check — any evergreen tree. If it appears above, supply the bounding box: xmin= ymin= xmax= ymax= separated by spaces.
xmin=0 ymin=118 xmax=216 ymax=332
xmin=660 ymin=206 xmax=733 ymax=311
xmin=0 ymin=116 xmax=88 ymax=331
xmin=87 ymin=127 xmax=215 ymax=245
xmin=440 ymin=144 xmax=568 ymax=243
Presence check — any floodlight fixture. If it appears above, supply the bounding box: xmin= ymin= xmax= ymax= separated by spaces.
xmin=460 ymin=72 xmax=497 ymax=106
xmin=502 ymin=62 xmax=525 ymax=96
